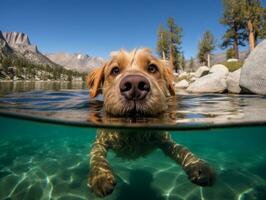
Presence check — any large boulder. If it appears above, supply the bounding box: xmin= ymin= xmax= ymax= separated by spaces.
xmin=195 ymin=66 xmax=209 ymax=78
xmin=240 ymin=39 xmax=266 ymax=95
xmin=175 ymin=79 xmax=189 ymax=89
xmin=187 ymin=64 xmax=229 ymax=93
xmin=209 ymin=64 xmax=229 ymax=75
xmin=226 ymin=69 xmax=241 ymax=94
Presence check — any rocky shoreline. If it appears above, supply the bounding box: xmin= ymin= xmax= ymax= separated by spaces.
xmin=174 ymin=39 xmax=266 ymax=95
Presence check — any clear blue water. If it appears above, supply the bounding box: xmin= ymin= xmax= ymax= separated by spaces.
xmin=0 ymin=82 xmax=266 ymax=200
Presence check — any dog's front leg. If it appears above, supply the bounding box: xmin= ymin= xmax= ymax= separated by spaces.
xmin=88 ymin=141 xmax=116 ymax=197
xmin=160 ymin=139 xmax=215 ymax=186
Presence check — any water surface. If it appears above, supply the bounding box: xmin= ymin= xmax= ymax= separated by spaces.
xmin=1 ymin=82 xmax=266 ymax=128
xmin=0 ymin=82 xmax=266 ymax=200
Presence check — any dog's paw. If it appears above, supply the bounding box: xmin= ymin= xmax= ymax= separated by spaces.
xmin=88 ymin=172 xmax=116 ymax=197
xmin=186 ymin=160 xmax=215 ymax=187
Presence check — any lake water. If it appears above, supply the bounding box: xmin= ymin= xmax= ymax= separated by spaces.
xmin=0 ymin=82 xmax=266 ymax=200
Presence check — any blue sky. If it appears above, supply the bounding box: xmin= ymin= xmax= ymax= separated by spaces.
xmin=1 ymin=0 xmax=266 ymax=59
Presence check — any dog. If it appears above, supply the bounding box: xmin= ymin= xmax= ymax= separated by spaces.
xmin=86 ymin=48 xmax=215 ymax=197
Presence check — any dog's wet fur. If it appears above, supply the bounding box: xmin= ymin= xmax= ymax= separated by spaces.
xmin=87 ymin=48 xmax=215 ymax=197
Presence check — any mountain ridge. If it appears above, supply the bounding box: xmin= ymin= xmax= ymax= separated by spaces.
xmin=46 ymin=52 xmax=104 ymax=72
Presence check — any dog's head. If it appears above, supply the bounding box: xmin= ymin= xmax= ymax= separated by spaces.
xmin=87 ymin=48 xmax=175 ymax=116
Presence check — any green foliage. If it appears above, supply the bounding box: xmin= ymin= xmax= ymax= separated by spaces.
xmin=156 ymin=17 xmax=183 ymax=72
xmin=263 ymin=8 xmax=266 ymax=37
xmin=226 ymin=48 xmax=236 ymax=59
xmin=220 ymin=0 xmax=266 ymax=54
xmin=222 ymin=61 xmax=244 ymax=72
xmin=0 ymin=56 xmax=84 ymax=81
xmin=220 ymin=0 xmax=247 ymax=59
xmin=168 ymin=17 xmax=183 ymax=72
xmin=241 ymin=0 xmax=266 ymax=41
xmin=179 ymin=52 xmax=186 ymax=70
xmin=197 ymin=31 xmax=216 ymax=65
xmin=188 ymin=57 xmax=194 ymax=72
xmin=157 ymin=25 xmax=169 ymax=59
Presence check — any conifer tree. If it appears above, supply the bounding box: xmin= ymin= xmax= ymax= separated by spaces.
xmin=197 ymin=31 xmax=215 ymax=66
xmin=220 ymin=0 xmax=247 ymax=59
xmin=241 ymin=0 xmax=266 ymax=50
xmin=189 ymin=57 xmax=194 ymax=72
xmin=167 ymin=17 xmax=183 ymax=72
xmin=156 ymin=17 xmax=183 ymax=72
xmin=157 ymin=25 xmax=169 ymax=60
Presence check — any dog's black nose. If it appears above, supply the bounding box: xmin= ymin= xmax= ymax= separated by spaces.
xmin=120 ymin=75 xmax=150 ymax=100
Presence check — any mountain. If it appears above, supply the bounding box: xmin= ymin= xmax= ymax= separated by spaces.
xmin=0 ymin=31 xmax=85 ymax=81
xmin=3 ymin=32 xmax=37 ymax=52
xmin=0 ymin=31 xmax=13 ymax=56
xmin=3 ymin=32 xmax=59 ymax=67
xmin=46 ymin=52 xmax=104 ymax=72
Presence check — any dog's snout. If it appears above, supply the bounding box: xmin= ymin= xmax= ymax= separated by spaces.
xmin=120 ymin=75 xmax=150 ymax=100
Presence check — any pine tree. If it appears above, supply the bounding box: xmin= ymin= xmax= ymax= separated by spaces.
xmin=156 ymin=18 xmax=183 ymax=72
xmin=179 ymin=52 xmax=186 ymax=71
xmin=189 ymin=57 xmax=194 ymax=72
xmin=157 ymin=25 xmax=169 ymax=60
xmin=220 ymin=0 xmax=247 ymax=59
xmin=167 ymin=17 xmax=183 ymax=72
xmin=197 ymin=31 xmax=215 ymax=66
xmin=241 ymin=0 xmax=266 ymax=50
xmin=226 ymin=48 xmax=236 ymax=59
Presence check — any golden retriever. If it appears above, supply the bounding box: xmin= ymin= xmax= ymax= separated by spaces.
xmin=87 ymin=48 xmax=215 ymax=197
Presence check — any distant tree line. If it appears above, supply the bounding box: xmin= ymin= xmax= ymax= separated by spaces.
xmin=156 ymin=0 xmax=266 ymax=71
xmin=0 ymin=55 xmax=86 ymax=81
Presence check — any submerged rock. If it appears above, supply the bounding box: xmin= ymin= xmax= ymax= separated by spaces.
xmin=227 ymin=69 xmax=241 ymax=94
xmin=240 ymin=39 xmax=266 ymax=95
xmin=187 ymin=64 xmax=228 ymax=93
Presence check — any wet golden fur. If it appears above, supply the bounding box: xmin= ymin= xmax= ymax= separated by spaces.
xmin=87 ymin=48 xmax=175 ymax=116
xmin=87 ymin=49 xmax=215 ymax=197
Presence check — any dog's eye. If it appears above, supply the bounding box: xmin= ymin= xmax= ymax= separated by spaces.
xmin=111 ymin=67 xmax=120 ymax=76
xmin=148 ymin=64 xmax=158 ymax=73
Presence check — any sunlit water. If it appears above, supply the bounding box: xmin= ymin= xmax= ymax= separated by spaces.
xmin=1 ymin=82 xmax=266 ymax=200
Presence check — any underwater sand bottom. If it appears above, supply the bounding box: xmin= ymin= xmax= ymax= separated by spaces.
xmin=0 ymin=136 xmax=266 ymax=200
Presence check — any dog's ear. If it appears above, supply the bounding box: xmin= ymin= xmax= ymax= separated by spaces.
xmin=164 ymin=67 xmax=176 ymax=96
xmin=86 ymin=64 xmax=105 ymax=98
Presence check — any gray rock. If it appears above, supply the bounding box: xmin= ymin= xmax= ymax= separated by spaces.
xmin=0 ymin=70 xmax=9 ymax=79
xmin=240 ymin=39 xmax=266 ymax=95
xmin=227 ymin=58 xmax=238 ymax=62
xmin=2 ymin=32 xmax=60 ymax=68
xmin=187 ymin=74 xmax=227 ymax=93
xmin=187 ymin=64 xmax=228 ymax=93
xmin=0 ymin=31 xmax=13 ymax=56
xmin=177 ymin=71 xmax=189 ymax=80
xmin=227 ymin=69 xmax=241 ymax=93
xmin=175 ymin=79 xmax=189 ymax=89
xmin=209 ymin=64 xmax=229 ymax=75
xmin=3 ymin=32 xmax=38 ymax=53
xmin=195 ymin=66 xmax=209 ymax=78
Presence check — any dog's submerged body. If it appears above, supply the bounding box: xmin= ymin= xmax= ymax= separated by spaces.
xmin=87 ymin=49 xmax=215 ymax=197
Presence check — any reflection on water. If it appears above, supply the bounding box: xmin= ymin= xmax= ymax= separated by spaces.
xmin=0 ymin=81 xmax=86 ymax=96
xmin=0 ymin=82 xmax=266 ymax=127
